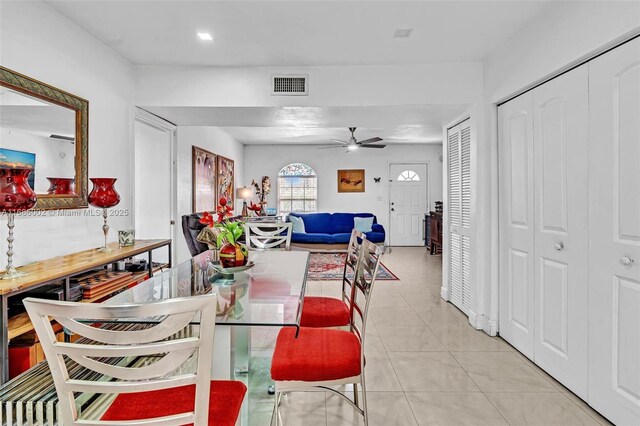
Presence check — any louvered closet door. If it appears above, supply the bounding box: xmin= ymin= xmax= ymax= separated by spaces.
xmin=447 ymin=119 xmax=472 ymax=314
xmin=588 ymin=37 xmax=640 ymax=426
xmin=532 ymin=65 xmax=589 ymax=399
xmin=498 ymin=93 xmax=535 ymax=359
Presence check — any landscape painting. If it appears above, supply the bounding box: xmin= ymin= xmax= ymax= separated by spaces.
xmin=0 ymin=148 xmax=36 ymax=189
xmin=337 ymin=169 xmax=365 ymax=193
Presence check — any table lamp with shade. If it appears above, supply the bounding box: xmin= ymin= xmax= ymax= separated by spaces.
xmin=0 ymin=167 xmax=37 ymax=280
xmin=88 ymin=178 xmax=121 ymax=253
xmin=236 ymin=186 xmax=253 ymax=217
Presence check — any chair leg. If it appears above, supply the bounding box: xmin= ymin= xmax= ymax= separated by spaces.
xmin=361 ymin=376 xmax=369 ymax=426
xmin=353 ymin=382 xmax=359 ymax=408
xmin=272 ymin=391 xmax=282 ymax=426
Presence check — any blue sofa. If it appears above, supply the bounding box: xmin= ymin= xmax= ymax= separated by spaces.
xmin=287 ymin=212 xmax=385 ymax=247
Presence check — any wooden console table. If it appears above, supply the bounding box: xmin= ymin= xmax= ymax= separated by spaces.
xmin=0 ymin=239 xmax=171 ymax=384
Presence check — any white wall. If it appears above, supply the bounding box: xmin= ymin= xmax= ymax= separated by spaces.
xmin=175 ymin=126 xmax=244 ymax=263
xmin=0 ymin=1 xmax=135 ymax=266
xmin=476 ymin=1 xmax=640 ymax=334
xmin=244 ymin=143 xmax=443 ymax=242
xmin=136 ymin=63 xmax=482 ymax=107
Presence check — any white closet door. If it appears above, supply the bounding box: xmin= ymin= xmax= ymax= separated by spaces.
xmin=460 ymin=122 xmax=472 ymax=312
xmin=498 ymin=93 xmax=535 ymax=358
xmin=533 ymin=65 xmax=589 ymax=398
xmin=447 ymin=120 xmax=473 ymax=314
xmin=448 ymin=125 xmax=462 ymax=307
xmin=588 ymin=37 xmax=640 ymax=426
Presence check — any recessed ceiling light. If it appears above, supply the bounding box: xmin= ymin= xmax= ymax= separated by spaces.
xmin=393 ymin=29 xmax=413 ymax=39
xmin=197 ymin=32 xmax=213 ymax=41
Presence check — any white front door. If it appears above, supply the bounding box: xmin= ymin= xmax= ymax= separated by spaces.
xmin=389 ymin=163 xmax=428 ymax=246
xmin=533 ymin=65 xmax=589 ymax=398
xmin=134 ymin=115 xmax=175 ymax=264
xmin=588 ymin=37 xmax=640 ymax=426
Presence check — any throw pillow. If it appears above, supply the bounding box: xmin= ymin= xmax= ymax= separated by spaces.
xmin=354 ymin=216 xmax=374 ymax=233
xmin=289 ymin=215 xmax=306 ymax=233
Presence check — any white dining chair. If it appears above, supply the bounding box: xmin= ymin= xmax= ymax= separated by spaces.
xmin=244 ymin=222 xmax=293 ymax=250
xmin=24 ymin=294 xmax=246 ymax=426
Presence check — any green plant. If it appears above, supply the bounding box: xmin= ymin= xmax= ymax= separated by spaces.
xmin=215 ymin=220 xmax=244 ymax=248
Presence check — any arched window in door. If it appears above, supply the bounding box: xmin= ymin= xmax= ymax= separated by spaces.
xmin=278 ymin=163 xmax=317 ymax=214
xmin=397 ymin=170 xmax=421 ymax=181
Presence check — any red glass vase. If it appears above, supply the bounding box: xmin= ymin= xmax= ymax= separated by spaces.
xmin=0 ymin=168 xmax=37 ymax=213
xmin=47 ymin=177 xmax=75 ymax=195
xmin=0 ymin=167 xmax=36 ymax=279
xmin=88 ymin=178 xmax=120 ymax=208
xmin=88 ymin=178 xmax=120 ymax=253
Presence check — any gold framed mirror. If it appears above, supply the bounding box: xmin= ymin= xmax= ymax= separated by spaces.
xmin=0 ymin=66 xmax=88 ymax=210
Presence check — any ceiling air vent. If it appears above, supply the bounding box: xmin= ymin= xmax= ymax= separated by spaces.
xmin=272 ymin=74 xmax=308 ymax=96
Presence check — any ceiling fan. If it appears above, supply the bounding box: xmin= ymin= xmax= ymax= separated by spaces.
xmin=318 ymin=127 xmax=386 ymax=152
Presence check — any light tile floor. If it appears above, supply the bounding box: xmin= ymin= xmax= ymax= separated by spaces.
xmin=246 ymin=247 xmax=612 ymax=426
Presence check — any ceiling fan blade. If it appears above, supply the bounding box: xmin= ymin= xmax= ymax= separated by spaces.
xmin=331 ymin=139 xmax=348 ymax=144
xmin=357 ymin=137 xmax=383 ymax=145
xmin=359 ymin=144 xmax=386 ymax=149
xmin=317 ymin=145 xmax=345 ymax=150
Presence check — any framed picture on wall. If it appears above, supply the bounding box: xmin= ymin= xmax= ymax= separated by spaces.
xmin=217 ymin=155 xmax=235 ymax=209
xmin=337 ymin=169 xmax=365 ymax=193
xmin=192 ymin=146 xmax=217 ymax=212
xmin=0 ymin=148 xmax=36 ymax=189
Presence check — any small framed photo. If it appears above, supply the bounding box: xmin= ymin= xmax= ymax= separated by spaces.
xmin=337 ymin=169 xmax=365 ymax=193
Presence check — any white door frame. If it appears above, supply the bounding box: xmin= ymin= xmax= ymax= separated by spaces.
xmin=133 ymin=107 xmax=177 ymax=265
xmin=387 ymin=162 xmax=429 ymax=248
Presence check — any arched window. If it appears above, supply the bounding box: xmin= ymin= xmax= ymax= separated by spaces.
xmin=397 ymin=170 xmax=421 ymax=181
xmin=278 ymin=163 xmax=317 ymax=214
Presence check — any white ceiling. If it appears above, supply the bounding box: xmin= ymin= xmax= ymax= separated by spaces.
xmin=45 ymin=0 xmax=552 ymax=67
xmin=43 ymin=0 xmax=551 ymax=145
xmin=144 ymin=104 xmax=469 ymax=144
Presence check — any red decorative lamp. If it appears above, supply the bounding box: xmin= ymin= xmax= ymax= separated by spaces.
xmin=0 ymin=167 xmax=37 ymax=280
xmin=46 ymin=177 xmax=75 ymax=195
xmin=88 ymin=178 xmax=120 ymax=253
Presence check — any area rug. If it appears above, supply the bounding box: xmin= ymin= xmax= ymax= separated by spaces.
xmin=307 ymin=252 xmax=399 ymax=281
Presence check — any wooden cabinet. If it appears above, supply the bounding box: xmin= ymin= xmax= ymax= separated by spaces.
xmin=428 ymin=211 xmax=443 ymax=255
xmin=0 ymin=239 xmax=171 ymax=384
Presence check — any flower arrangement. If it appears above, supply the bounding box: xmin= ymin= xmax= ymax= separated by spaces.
xmin=199 ymin=197 xmax=248 ymax=267
xmin=250 ymin=176 xmax=271 ymax=215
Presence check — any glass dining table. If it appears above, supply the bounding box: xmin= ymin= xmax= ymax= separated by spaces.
xmin=103 ymin=249 xmax=310 ymax=380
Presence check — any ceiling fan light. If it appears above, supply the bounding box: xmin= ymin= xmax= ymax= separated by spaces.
xmin=347 ymin=145 xmax=358 ymax=151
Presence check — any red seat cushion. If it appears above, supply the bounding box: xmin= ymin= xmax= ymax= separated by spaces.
xmin=271 ymin=327 xmax=361 ymax=382
xmin=101 ymin=380 xmax=246 ymax=426
xmin=300 ymin=296 xmax=350 ymax=327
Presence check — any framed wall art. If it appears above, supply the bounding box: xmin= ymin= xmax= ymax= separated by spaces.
xmin=0 ymin=148 xmax=36 ymax=189
xmin=337 ymin=169 xmax=365 ymax=193
xmin=217 ymin=155 xmax=235 ymax=209
xmin=192 ymin=146 xmax=217 ymax=212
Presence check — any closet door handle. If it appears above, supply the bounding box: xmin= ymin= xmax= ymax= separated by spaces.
xmin=554 ymin=242 xmax=565 ymax=251
xmin=620 ymin=256 xmax=634 ymax=266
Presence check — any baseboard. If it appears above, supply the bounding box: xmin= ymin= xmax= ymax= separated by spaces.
xmin=464 ymin=311 xmax=498 ymax=336
xmin=440 ymin=286 xmax=449 ymax=301
xmin=477 ymin=315 xmax=498 ymax=336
